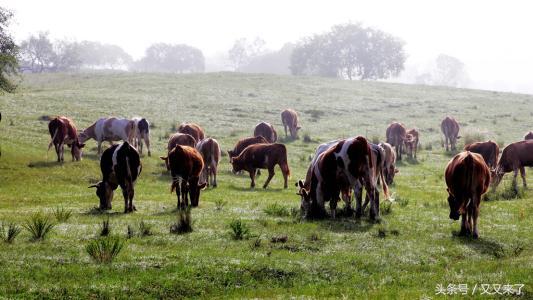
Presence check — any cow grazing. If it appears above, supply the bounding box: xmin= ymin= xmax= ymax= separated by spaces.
xmin=88 ymin=142 xmax=141 ymax=213
xmin=254 ymin=122 xmax=277 ymax=143
xmin=178 ymin=123 xmax=205 ymax=144
xmin=196 ymin=138 xmax=221 ymax=187
xmin=160 ymin=145 xmax=206 ymax=208
xmin=281 ymin=109 xmax=301 ymax=139
xmin=378 ymin=142 xmax=398 ymax=185
xmin=47 ymin=116 xmax=85 ymax=162
xmin=167 ymin=133 xmax=196 ymax=151
xmin=445 ymin=151 xmax=490 ymax=238
xmin=230 ymin=143 xmax=290 ymax=189
xmin=78 ymin=117 xmax=136 ymax=156
xmin=227 ymin=136 xmax=268 ymax=159
xmin=525 ymin=131 xmax=533 ymax=140
xmin=133 ymin=117 xmax=151 ymax=156
xmin=492 ymin=140 xmax=533 ymax=190
xmin=441 ymin=116 xmax=460 ymax=151
xmin=464 ymin=140 xmax=499 ymax=169
xmin=386 ymin=122 xmax=407 ymax=160
xmin=404 ymin=128 xmax=419 ymax=159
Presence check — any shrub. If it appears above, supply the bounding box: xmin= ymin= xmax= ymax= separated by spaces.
xmin=23 ymin=213 xmax=55 ymax=241
xmin=53 ymin=207 xmax=72 ymax=223
xmin=264 ymin=203 xmax=290 ymax=217
xmin=1 ymin=222 xmax=21 ymax=244
xmin=214 ymin=199 xmax=227 ymax=211
xmin=99 ymin=217 xmax=111 ymax=237
xmin=229 ymin=219 xmax=250 ymax=240
xmin=170 ymin=208 xmax=193 ymax=234
xmin=138 ymin=221 xmax=153 ymax=237
xmin=86 ymin=236 xmax=125 ymax=264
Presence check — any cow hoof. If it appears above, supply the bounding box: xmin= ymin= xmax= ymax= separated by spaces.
xmin=473 ymin=233 xmax=479 ymax=239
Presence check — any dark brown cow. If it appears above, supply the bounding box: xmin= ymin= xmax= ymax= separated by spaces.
xmin=525 ymin=131 xmax=533 ymax=140
xmin=196 ymin=138 xmax=221 ymax=187
xmin=230 ymin=143 xmax=290 ymax=189
xmin=254 ymin=122 xmax=277 ymax=143
xmin=464 ymin=140 xmax=499 ymax=169
xmin=281 ymin=109 xmax=301 ymax=139
xmin=178 ymin=123 xmax=205 ymax=144
xmin=161 ymin=145 xmax=206 ymax=208
xmin=48 ymin=116 xmax=85 ymax=162
xmin=378 ymin=142 xmax=398 ymax=185
xmin=386 ymin=122 xmax=407 ymax=160
xmin=441 ymin=116 xmax=460 ymax=151
xmin=404 ymin=128 xmax=419 ymax=159
xmin=168 ymin=133 xmax=196 ymax=151
xmin=227 ymin=136 xmax=268 ymax=159
xmin=492 ymin=140 xmax=533 ymax=190
xmin=445 ymin=151 xmax=490 ymax=238
xmin=88 ymin=142 xmax=141 ymax=213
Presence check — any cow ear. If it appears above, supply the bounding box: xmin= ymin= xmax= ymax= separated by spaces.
xmin=88 ymin=183 xmax=99 ymax=188
xmin=79 ymin=143 xmax=86 ymax=148
xmin=302 ymin=189 xmax=309 ymax=198
xmin=160 ymin=156 xmax=168 ymax=161
xmin=298 ymin=180 xmax=305 ymax=188
xmin=198 ymin=182 xmax=207 ymax=190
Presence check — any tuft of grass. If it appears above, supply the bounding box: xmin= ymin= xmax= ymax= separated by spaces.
xmin=486 ymin=184 xmax=525 ymax=201
xmin=1 ymin=222 xmax=22 ymax=244
xmin=271 ymin=235 xmax=288 ymax=243
xmin=396 ymin=196 xmax=409 ymax=207
xmin=86 ymin=236 xmax=125 ymax=264
xmin=264 ymin=203 xmax=290 ymax=217
xmin=380 ymin=201 xmax=393 ymax=215
xmin=138 ymin=221 xmax=153 ymax=237
xmin=214 ymin=199 xmax=227 ymax=211
xmin=127 ymin=225 xmax=136 ymax=239
xmin=53 ymin=207 xmax=72 ymax=223
xmin=303 ymin=133 xmax=312 ymax=143
xmin=308 ymin=232 xmax=321 ymax=242
xmin=99 ymin=217 xmax=111 ymax=237
xmin=424 ymin=143 xmax=433 ymax=151
xmin=23 ymin=213 xmax=55 ymax=241
xmin=229 ymin=219 xmax=250 ymax=240
xmin=170 ymin=208 xmax=193 ymax=234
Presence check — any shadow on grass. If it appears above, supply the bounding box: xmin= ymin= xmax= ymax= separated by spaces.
xmin=443 ymin=149 xmax=460 ymax=157
xmin=317 ymin=217 xmax=375 ymax=233
xmin=82 ymin=207 xmax=124 ymax=217
xmin=227 ymin=184 xmax=286 ymax=193
xmin=27 ymin=160 xmax=63 ymax=168
xmin=455 ymin=234 xmax=507 ymax=258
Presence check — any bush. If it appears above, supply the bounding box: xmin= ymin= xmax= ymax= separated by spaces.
xmin=170 ymin=208 xmax=193 ymax=234
xmin=1 ymin=222 xmax=21 ymax=244
xmin=99 ymin=217 xmax=111 ymax=237
xmin=23 ymin=213 xmax=55 ymax=241
xmin=229 ymin=219 xmax=250 ymax=240
xmin=263 ymin=203 xmax=290 ymax=217
xmin=53 ymin=207 xmax=72 ymax=223
xmin=86 ymin=236 xmax=125 ymax=264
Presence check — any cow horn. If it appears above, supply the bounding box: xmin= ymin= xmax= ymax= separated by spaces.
xmin=88 ymin=184 xmax=98 ymax=188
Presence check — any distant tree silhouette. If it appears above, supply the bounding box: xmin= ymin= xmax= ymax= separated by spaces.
xmin=134 ymin=43 xmax=205 ymax=73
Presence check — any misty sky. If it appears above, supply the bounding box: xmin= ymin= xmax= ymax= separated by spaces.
xmin=3 ymin=0 xmax=533 ymax=94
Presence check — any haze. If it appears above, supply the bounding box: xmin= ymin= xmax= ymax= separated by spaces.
xmin=3 ymin=0 xmax=533 ymax=94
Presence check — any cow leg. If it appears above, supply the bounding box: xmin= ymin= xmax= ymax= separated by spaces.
xmin=97 ymin=141 xmax=103 ymax=157
xmin=249 ymin=169 xmax=256 ymax=188
xmin=60 ymin=143 xmax=66 ymax=162
xmin=212 ymin=165 xmax=218 ymax=188
xmin=263 ymin=168 xmax=275 ymax=189
xmin=144 ymin=135 xmax=151 ymax=157
xmin=284 ymin=125 xmax=288 ymax=138
xmin=444 ymin=136 xmax=449 ymax=151
xmin=182 ymin=181 xmax=189 ymax=207
xmin=122 ymin=187 xmax=129 ymax=213
xmin=54 ymin=143 xmax=60 ymax=162
xmin=354 ymin=181 xmax=363 ymax=218
xmin=512 ymin=168 xmax=519 ymax=191
xmin=330 ymin=198 xmax=337 ymax=219
xmin=365 ymin=181 xmax=378 ymax=220
xmin=519 ymin=166 xmax=527 ymax=188
xmin=459 ymin=213 xmax=468 ymax=236
xmin=280 ymin=163 xmax=289 ymax=189
xmin=472 ymin=196 xmax=480 ymax=239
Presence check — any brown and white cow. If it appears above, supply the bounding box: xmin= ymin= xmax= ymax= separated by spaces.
xmin=48 ymin=116 xmax=85 ymax=162
xmin=378 ymin=142 xmax=398 ymax=185
xmin=464 ymin=140 xmax=499 ymax=169
xmin=281 ymin=109 xmax=301 ymax=139
xmin=88 ymin=142 xmax=141 ymax=213
xmin=524 ymin=131 xmax=533 ymax=140
xmin=78 ymin=117 xmax=136 ymax=156
xmin=492 ymin=140 xmax=533 ymax=190
xmin=227 ymin=136 xmax=269 ymax=159
xmin=132 ymin=117 xmax=151 ymax=156
xmin=178 ymin=123 xmax=205 ymax=144
xmin=230 ymin=143 xmax=290 ymax=189
xmin=441 ymin=116 xmax=460 ymax=151
xmin=386 ymin=122 xmax=407 ymax=160
xmin=254 ymin=122 xmax=277 ymax=143
xmin=160 ymin=145 xmax=206 ymax=208
xmin=196 ymin=138 xmax=221 ymax=187
xmin=404 ymin=128 xmax=419 ymax=159
xmin=445 ymin=151 xmax=490 ymax=238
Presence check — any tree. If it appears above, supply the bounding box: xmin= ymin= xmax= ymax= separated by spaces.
xmin=240 ymin=43 xmax=295 ymax=75
xmin=228 ymin=37 xmax=266 ymax=71
xmin=19 ymin=32 xmax=55 ymax=72
xmin=52 ymin=40 xmax=82 ymax=71
xmin=78 ymin=41 xmax=132 ymax=69
xmin=133 ymin=43 xmax=204 ymax=73
xmin=433 ymin=54 xmax=469 ymax=87
xmin=0 ymin=6 xmax=18 ymax=92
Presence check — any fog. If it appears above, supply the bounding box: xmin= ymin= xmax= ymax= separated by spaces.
xmin=4 ymin=0 xmax=533 ymax=94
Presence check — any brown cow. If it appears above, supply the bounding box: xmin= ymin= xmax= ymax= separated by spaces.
xmin=178 ymin=123 xmax=205 ymax=144
xmin=230 ymin=143 xmax=290 ymax=189
xmin=254 ymin=122 xmax=277 ymax=143
xmin=386 ymin=122 xmax=407 ymax=160
xmin=441 ymin=116 xmax=460 ymax=151
xmin=196 ymin=138 xmax=221 ymax=187
xmin=445 ymin=151 xmax=490 ymax=238
xmin=160 ymin=145 xmax=206 ymax=208
xmin=492 ymin=140 xmax=533 ymax=190
xmin=378 ymin=142 xmax=398 ymax=185
xmin=168 ymin=133 xmax=196 ymax=151
xmin=464 ymin=140 xmax=499 ymax=169
xmin=48 ymin=116 xmax=85 ymax=162
xmin=281 ymin=109 xmax=301 ymax=139
xmin=227 ymin=136 xmax=268 ymax=159
xmin=404 ymin=128 xmax=419 ymax=159
xmin=525 ymin=131 xmax=533 ymax=140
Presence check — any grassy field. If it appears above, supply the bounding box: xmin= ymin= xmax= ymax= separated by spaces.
xmin=0 ymin=72 xmax=532 ymax=299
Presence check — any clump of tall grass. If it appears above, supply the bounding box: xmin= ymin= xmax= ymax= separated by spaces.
xmin=170 ymin=208 xmax=193 ymax=234
xmin=23 ymin=213 xmax=55 ymax=241
xmin=303 ymin=133 xmax=312 ymax=143
xmin=1 ymin=222 xmax=22 ymax=244
xmin=214 ymin=199 xmax=227 ymax=211
xmin=86 ymin=236 xmax=125 ymax=264
xmin=263 ymin=203 xmax=290 ymax=217
xmin=229 ymin=219 xmax=250 ymax=240
xmin=99 ymin=217 xmax=111 ymax=237
xmin=138 ymin=221 xmax=153 ymax=237
xmin=53 ymin=207 xmax=72 ymax=223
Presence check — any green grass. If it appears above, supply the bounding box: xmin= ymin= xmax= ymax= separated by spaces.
xmin=0 ymin=72 xmax=532 ymax=298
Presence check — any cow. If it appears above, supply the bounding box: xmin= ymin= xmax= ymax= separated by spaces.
xmin=254 ymin=122 xmax=277 ymax=143
xmin=445 ymin=151 xmax=490 ymax=238
xmin=88 ymin=142 xmax=141 ymax=213
xmin=404 ymin=128 xmax=419 ymax=159
xmin=492 ymin=140 xmax=533 ymax=190
xmin=160 ymin=145 xmax=206 ymax=208
xmin=378 ymin=142 xmax=398 ymax=185
xmin=441 ymin=116 xmax=460 ymax=151
xmin=47 ymin=116 xmax=85 ymax=162
xmin=132 ymin=117 xmax=151 ymax=156
xmin=281 ymin=109 xmax=301 ymax=139
xmin=178 ymin=123 xmax=204 ymax=144
xmin=230 ymin=143 xmax=290 ymax=189
xmin=386 ymin=122 xmax=407 ymax=160
xmin=163 ymin=133 xmax=197 ymax=171
xmin=464 ymin=140 xmax=499 ymax=169
xmin=525 ymin=131 xmax=533 ymax=140
xmin=196 ymin=138 xmax=221 ymax=187
xmin=227 ymin=136 xmax=269 ymax=159
xmin=78 ymin=117 xmax=136 ymax=156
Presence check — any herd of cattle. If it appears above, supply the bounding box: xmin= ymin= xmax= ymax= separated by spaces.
xmin=43 ymin=110 xmax=533 ymax=238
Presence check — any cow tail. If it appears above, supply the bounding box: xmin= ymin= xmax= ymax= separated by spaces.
xmin=380 ymin=169 xmax=390 ymax=200
xmin=464 ymin=152 xmax=475 ymax=209
xmin=282 ymin=145 xmax=290 ymax=178
xmin=48 ymin=128 xmax=58 ymax=152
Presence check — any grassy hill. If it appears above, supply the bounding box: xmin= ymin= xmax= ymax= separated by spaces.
xmin=0 ymin=72 xmax=532 ymax=298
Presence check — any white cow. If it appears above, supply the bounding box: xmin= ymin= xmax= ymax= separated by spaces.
xmin=79 ymin=117 xmax=136 ymax=156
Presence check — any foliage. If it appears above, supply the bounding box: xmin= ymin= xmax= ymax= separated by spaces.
xmin=229 ymin=219 xmax=250 ymax=240
xmin=53 ymin=207 xmax=72 ymax=223
xmin=0 ymin=222 xmax=21 ymax=243
xmin=0 ymin=6 xmax=18 ymax=92
xmin=133 ymin=43 xmax=204 ymax=73
xmin=86 ymin=236 xmax=125 ymax=264
xmin=263 ymin=203 xmax=290 ymax=217
xmin=23 ymin=213 xmax=55 ymax=241
xmin=170 ymin=208 xmax=193 ymax=234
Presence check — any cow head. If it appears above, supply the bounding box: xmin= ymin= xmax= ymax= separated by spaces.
xmin=230 ymin=157 xmax=243 ymax=174
xmin=446 ymin=188 xmax=461 ymax=220
xmin=89 ymin=181 xmax=114 ymax=210
xmin=490 ymin=168 xmax=504 ymax=188
xmin=227 ymin=150 xmax=235 ymax=158
xmin=71 ymin=140 xmax=85 ymax=161
xmin=78 ymin=132 xmax=90 ymax=144
xmin=385 ymin=166 xmax=399 ymax=185
xmin=188 ymin=176 xmax=207 ymax=207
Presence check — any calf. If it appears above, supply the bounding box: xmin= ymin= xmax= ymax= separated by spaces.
xmin=281 ymin=109 xmax=301 ymax=139
xmin=441 ymin=116 xmax=460 ymax=151
xmin=378 ymin=142 xmax=398 ymax=185
xmin=525 ymin=131 xmax=533 ymax=140
xmin=464 ymin=140 xmax=499 ymax=169
xmin=230 ymin=143 xmax=290 ymax=189
xmin=133 ymin=117 xmax=151 ymax=156
xmin=386 ymin=122 xmax=407 ymax=160
xmin=445 ymin=151 xmax=490 ymax=238
xmin=404 ymin=128 xmax=419 ymax=159
xmin=178 ymin=123 xmax=205 ymax=144
xmin=48 ymin=116 xmax=85 ymax=162
xmin=254 ymin=122 xmax=277 ymax=143
xmin=492 ymin=140 xmax=533 ymax=190
xmin=88 ymin=142 xmax=141 ymax=213
xmin=161 ymin=145 xmax=206 ymax=208
xmin=196 ymin=138 xmax=221 ymax=187
xmin=79 ymin=117 xmax=136 ymax=156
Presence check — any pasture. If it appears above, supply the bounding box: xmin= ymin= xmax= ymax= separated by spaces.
xmin=0 ymin=72 xmax=532 ymax=299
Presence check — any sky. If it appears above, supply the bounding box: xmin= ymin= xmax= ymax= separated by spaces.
xmin=2 ymin=0 xmax=533 ymax=94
